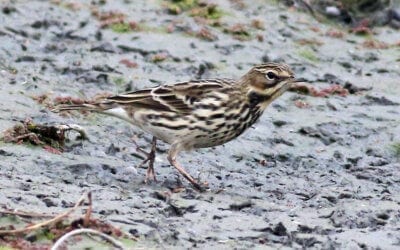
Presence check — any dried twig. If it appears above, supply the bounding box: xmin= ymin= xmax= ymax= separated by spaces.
xmin=0 ymin=210 xmax=54 ymax=219
xmin=83 ymin=192 xmax=92 ymax=227
xmin=0 ymin=192 xmax=89 ymax=236
xmin=51 ymin=228 xmax=125 ymax=250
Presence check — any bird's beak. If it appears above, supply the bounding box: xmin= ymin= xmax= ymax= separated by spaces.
xmin=293 ymin=77 xmax=307 ymax=84
xmin=281 ymin=77 xmax=299 ymax=86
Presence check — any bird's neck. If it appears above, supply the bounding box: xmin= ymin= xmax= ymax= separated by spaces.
xmin=247 ymin=90 xmax=272 ymax=110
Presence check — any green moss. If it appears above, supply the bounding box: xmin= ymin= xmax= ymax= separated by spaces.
xmin=110 ymin=22 xmax=132 ymax=33
xmin=190 ymin=4 xmax=224 ymax=20
xmin=0 ymin=214 xmax=20 ymax=224
xmin=166 ymin=0 xmax=197 ymax=14
xmin=167 ymin=4 xmax=181 ymax=14
xmin=138 ymin=23 xmax=168 ymax=33
xmin=44 ymin=231 xmax=56 ymax=241
xmin=354 ymin=31 xmax=373 ymax=37
xmin=113 ymin=76 xmax=126 ymax=86
xmin=166 ymin=0 xmax=225 ymax=19
xmin=109 ymin=22 xmax=167 ymax=34
xmin=120 ymin=238 xmax=138 ymax=247
xmin=298 ymin=49 xmax=319 ymax=62
xmin=391 ymin=143 xmax=400 ymax=157
xmin=35 ymin=229 xmax=56 ymax=242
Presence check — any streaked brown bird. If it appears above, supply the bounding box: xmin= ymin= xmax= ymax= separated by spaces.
xmin=53 ymin=62 xmax=299 ymax=191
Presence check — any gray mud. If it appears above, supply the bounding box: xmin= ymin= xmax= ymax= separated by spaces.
xmin=1 ymin=0 xmax=400 ymax=249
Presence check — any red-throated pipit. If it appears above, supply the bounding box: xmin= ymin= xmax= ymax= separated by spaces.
xmin=53 ymin=62 xmax=299 ymax=191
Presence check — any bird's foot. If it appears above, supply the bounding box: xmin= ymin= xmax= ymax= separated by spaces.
xmin=190 ymin=179 xmax=209 ymax=192
xmin=133 ymin=137 xmax=158 ymax=183
xmin=144 ymin=157 xmax=156 ymax=184
xmin=168 ymin=151 xmax=210 ymax=192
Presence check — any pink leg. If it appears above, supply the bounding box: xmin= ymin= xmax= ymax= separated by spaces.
xmin=135 ymin=137 xmax=157 ymax=183
xmin=167 ymin=144 xmax=208 ymax=192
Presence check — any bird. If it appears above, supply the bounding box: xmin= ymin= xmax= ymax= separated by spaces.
xmin=53 ymin=62 xmax=299 ymax=191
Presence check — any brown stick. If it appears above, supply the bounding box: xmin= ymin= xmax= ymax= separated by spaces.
xmin=0 ymin=210 xmax=54 ymax=218
xmin=83 ymin=192 xmax=92 ymax=227
xmin=0 ymin=192 xmax=90 ymax=236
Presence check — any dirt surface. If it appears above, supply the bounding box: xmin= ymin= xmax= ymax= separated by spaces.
xmin=1 ymin=0 xmax=400 ymax=249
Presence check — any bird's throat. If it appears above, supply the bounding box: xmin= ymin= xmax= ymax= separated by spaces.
xmin=248 ymin=91 xmax=272 ymax=109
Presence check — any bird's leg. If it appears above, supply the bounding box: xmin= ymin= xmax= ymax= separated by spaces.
xmin=145 ymin=137 xmax=157 ymax=183
xmin=167 ymin=144 xmax=208 ymax=192
xmin=134 ymin=136 xmax=157 ymax=183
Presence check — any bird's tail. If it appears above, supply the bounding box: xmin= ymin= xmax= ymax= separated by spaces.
xmin=52 ymin=102 xmax=133 ymax=123
xmin=51 ymin=102 xmax=114 ymax=113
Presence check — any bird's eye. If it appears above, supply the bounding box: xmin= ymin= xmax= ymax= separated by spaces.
xmin=266 ymin=71 xmax=277 ymax=80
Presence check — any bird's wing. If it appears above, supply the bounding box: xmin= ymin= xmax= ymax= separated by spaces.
xmin=105 ymin=79 xmax=235 ymax=114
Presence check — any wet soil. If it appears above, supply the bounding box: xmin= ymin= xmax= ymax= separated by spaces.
xmin=1 ymin=0 xmax=400 ymax=249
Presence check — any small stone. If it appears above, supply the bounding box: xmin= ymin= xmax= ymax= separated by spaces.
xmin=273 ymin=222 xmax=287 ymax=236
xmin=325 ymin=6 xmax=341 ymax=17
xmin=42 ymin=197 xmax=57 ymax=207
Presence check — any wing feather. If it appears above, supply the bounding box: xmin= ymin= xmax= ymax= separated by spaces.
xmin=104 ymin=80 xmax=233 ymax=114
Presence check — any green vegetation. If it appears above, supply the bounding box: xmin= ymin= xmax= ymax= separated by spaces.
xmin=110 ymin=22 xmax=132 ymax=33
xmin=298 ymin=49 xmax=319 ymax=62
xmin=112 ymin=76 xmax=127 ymax=86
xmin=166 ymin=0 xmax=197 ymax=14
xmin=391 ymin=142 xmax=400 ymax=157
xmin=120 ymin=238 xmax=139 ymax=248
xmin=36 ymin=229 xmax=56 ymax=241
xmin=137 ymin=23 xmax=168 ymax=33
xmin=166 ymin=0 xmax=224 ymax=20
xmin=190 ymin=4 xmax=224 ymax=20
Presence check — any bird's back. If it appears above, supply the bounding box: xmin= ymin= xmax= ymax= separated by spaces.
xmin=107 ymin=79 xmax=249 ymax=149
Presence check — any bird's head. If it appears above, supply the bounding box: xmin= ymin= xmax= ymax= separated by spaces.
xmin=240 ymin=63 xmax=298 ymax=107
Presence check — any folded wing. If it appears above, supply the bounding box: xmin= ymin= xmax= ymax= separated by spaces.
xmin=106 ymin=80 xmax=233 ymax=114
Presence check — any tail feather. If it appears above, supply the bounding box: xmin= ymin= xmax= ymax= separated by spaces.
xmin=51 ymin=103 xmax=113 ymax=113
xmin=52 ymin=103 xmax=133 ymax=123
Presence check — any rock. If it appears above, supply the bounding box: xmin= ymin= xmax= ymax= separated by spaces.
xmin=325 ymin=6 xmax=341 ymax=17
xmin=41 ymin=197 xmax=57 ymax=207
xmin=364 ymin=95 xmax=399 ymax=106
xmin=229 ymin=200 xmax=253 ymax=211
xmin=91 ymin=42 xmax=118 ymax=53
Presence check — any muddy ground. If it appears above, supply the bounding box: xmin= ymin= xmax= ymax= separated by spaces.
xmin=1 ymin=0 xmax=400 ymax=249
